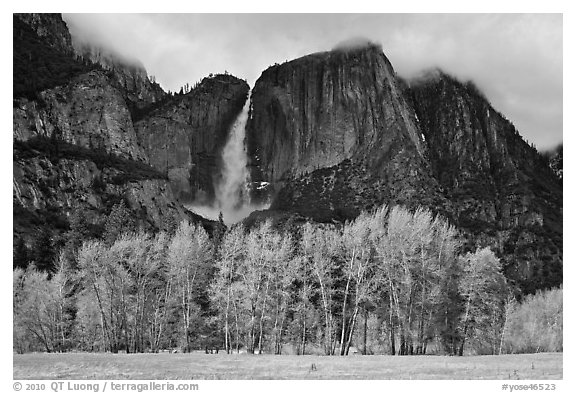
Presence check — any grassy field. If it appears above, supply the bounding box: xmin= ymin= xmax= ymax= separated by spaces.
xmin=13 ymin=352 xmax=562 ymax=380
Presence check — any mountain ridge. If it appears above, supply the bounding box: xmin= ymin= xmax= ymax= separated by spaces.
xmin=12 ymin=14 xmax=562 ymax=294
xmin=244 ymin=44 xmax=562 ymax=293
xmin=12 ymin=14 xmax=226 ymax=253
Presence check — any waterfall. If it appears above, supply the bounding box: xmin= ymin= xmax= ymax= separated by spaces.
xmin=187 ymin=92 xmax=267 ymax=224
xmin=215 ymin=97 xmax=251 ymax=212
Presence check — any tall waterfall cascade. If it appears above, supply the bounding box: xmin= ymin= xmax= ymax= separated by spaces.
xmin=187 ymin=92 xmax=267 ymax=224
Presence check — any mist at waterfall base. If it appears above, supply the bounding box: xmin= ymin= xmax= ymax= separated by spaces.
xmin=186 ymin=96 xmax=269 ymax=225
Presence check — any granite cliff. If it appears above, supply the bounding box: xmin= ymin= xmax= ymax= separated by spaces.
xmin=73 ymin=41 xmax=166 ymax=113
xmin=135 ymin=74 xmax=249 ymax=203
xmin=408 ymin=70 xmax=562 ymax=292
xmin=246 ymin=43 xmax=446 ymax=216
xmin=245 ymin=43 xmax=562 ymax=292
xmin=14 ymin=70 xmax=148 ymax=161
xmin=13 ymin=15 xmax=562 ymax=293
xmin=15 ymin=13 xmax=74 ymax=56
xmin=13 ymin=14 xmax=190 ymax=249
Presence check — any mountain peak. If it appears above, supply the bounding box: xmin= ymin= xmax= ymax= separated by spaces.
xmin=408 ymin=67 xmax=453 ymax=86
xmin=14 ymin=13 xmax=74 ymax=55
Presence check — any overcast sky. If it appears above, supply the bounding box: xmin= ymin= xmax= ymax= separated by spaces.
xmin=62 ymin=13 xmax=562 ymax=150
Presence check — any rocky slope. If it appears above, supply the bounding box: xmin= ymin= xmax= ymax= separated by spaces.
xmin=13 ymin=141 xmax=186 ymax=242
xmin=73 ymin=42 xmax=166 ymax=113
xmin=15 ymin=13 xmax=75 ymax=56
xmin=246 ymin=43 xmax=562 ymax=293
xmin=13 ymin=14 xmax=190 ymax=249
xmin=135 ymin=74 xmax=249 ymax=203
xmin=14 ymin=70 xmax=148 ymax=161
xmin=407 ymin=70 xmax=562 ymax=292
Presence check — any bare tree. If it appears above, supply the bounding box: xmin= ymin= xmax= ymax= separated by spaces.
xmin=167 ymin=221 xmax=213 ymax=352
xmin=210 ymin=225 xmax=246 ymax=354
xmin=458 ymin=247 xmax=508 ymax=356
xmin=302 ymin=223 xmax=340 ymax=355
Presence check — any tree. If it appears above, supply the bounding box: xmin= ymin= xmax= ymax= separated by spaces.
xmin=210 ymin=225 xmax=245 ymax=354
xmin=249 ymin=222 xmax=292 ymax=354
xmin=77 ymin=239 xmax=127 ymax=353
xmin=302 ymin=223 xmax=340 ymax=355
xmin=340 ymin=212 xmax=378 ymax=355
xmin=167 ymin=221 xmax=213 ymax=351
xmin=268 ymin=237 xmax=298 ymax=355
xmin=62 ymin=207 xmax=93 ymax=271
xmin=212 ymin=212 xmax=227 ymax=257
xmin=458 ymin=247 xmax=508 ymax=355
xmin=12 ymin=201 xmax=525 ymax=356
xmin=412 ymin=211 xmax=459 ymax=355
xmin=13 ymin=259 xmax=74 ymax=353
xmin=238 ymin=221 xmax=276 ymax=354
xmin=371 ymin=205 xmax=418 ymax=355
xmin=289 ymin=254 xmax=316 ymax=355
xmin=145 ymin=232 xmax=172 ymax=353
xmin=368 ymin=205 xmax=460 ymax=355
xmin=13 ymin=237 xmax=30 ymax=270
xmin=103 ymin=200 xmax=135 ymax=245
xmin=111 ymin=232 xmax=167 ymax=353
xmin=32 ymin=229 xmax=56 ymax=273
xmin=13 ymin=268 xmax=30 ymax=353
xmin=211 ymin=221 xmax=293 ymax=354
xmin=502 ymin=287 xmax=562 ymax=354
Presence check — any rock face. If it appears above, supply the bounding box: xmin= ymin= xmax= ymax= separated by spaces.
xmin=408 ymin=70 xmax=562 ymax=292
xmin=248 ymin=43 xmax=425 ymax=182
xmin=408 ymin=70 xmax=560 ymax=230
xmin=13 ymin=14 xmax=191 ymax=247
xmin=13 ymin=149 xmax=187 ymax=243
xmin=135 ymin=75 xmax=249 ymax=203
xmin=246 ymin=44 xmax=562 ymax=293
xmin=73 ymin=42 xmax=166 ymax=113
xmin=14 ymin=71 xmax=148 ymax=161
xmin=247 ymin=43 xmax=446 ymax=219
xmin=13 ymin=13 xmax=562 ymax=293
xmin=14 ymin=13 xmax=74 ymax=55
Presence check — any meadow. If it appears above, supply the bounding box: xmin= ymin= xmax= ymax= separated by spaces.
xmin=13 ymin=352 xmax=562 ymax=380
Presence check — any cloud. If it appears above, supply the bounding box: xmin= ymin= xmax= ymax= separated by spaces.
xmin=333 ymin=36 xmax=379 ymax=51
xmin=62 ymin=13 xmax=562 ymax=149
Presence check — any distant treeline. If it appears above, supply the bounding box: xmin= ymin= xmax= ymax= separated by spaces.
xmin=13 ymin=205 xmax=562 ymax=355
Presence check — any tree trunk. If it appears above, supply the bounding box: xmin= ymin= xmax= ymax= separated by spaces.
xmin=233 ymin=299 xmax=240 ymax=353
xmin=345 ymin=307 xmax=360 ymax=355
xmin=318 ymin=277 xmax=332 ymax=355
xmin=272 ymin=304 xmax=279 ymax=355
xmin=459 ymin=298 xmax=471 ymax=356
xmin=389 ymin=290 xmax=396 ymax=355
xmin=499 ymin=298 xmax=512 ymax=355
xmin=224 ymin=288 xmax=230 ymax=354
xmin=258 ymin=278 xmax=271 ymax=355
xmin=363 ymin=308 xmax=368 ymax=355
xmin=340 ymin=252 xmax=354 ymax=356
xmin=301 ymin=317 xmax=307 ymax=355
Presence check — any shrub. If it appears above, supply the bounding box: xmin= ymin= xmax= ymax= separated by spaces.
xmin=502 ymin=287 xmax=562 ymax=353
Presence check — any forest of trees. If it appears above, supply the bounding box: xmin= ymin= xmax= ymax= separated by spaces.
xmin=13 ymin=205 xmax=562 ymax=356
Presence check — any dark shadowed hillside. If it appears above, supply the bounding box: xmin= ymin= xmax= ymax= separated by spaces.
xmin=407 ymin=70 xmax=562 ymax=292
